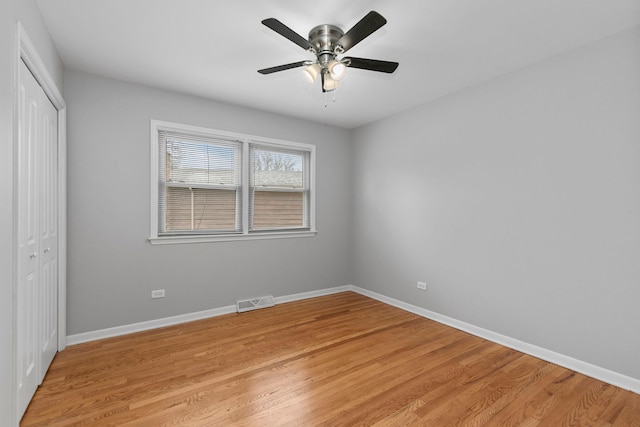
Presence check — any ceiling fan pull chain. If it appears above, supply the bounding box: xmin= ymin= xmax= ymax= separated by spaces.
xmin=324 ymin=92 xmax=328 ymax=108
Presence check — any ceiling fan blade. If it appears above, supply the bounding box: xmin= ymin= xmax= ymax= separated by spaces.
xmin=336 ymin=11 xmax=387 ymax=53
xmin=262 ymin=18 xmax=317 ymax=53
xmin=258 ymin=61 xmax=308 ymax=75
xmin=344 ymin=57 xmax=399 ymax=73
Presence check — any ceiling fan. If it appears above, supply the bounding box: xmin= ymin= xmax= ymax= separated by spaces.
xmin=258 ymin=11 xmax=399 ymax=92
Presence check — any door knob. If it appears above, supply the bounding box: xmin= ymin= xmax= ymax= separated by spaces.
xmin=30 ymin=252 xmax=37 ymax=259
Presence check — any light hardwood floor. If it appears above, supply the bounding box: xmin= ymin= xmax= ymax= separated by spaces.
xmin=21 ymin=292 xmax=640 ymax=426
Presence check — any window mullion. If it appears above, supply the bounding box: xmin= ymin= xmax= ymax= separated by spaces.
xmin=242 ymin=139 xmax=250 ymax=235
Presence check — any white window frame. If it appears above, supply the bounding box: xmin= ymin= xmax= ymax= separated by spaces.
xmin=248 ymin=143 xmax=311 ymax=232
xmin=149 ymin=120 xmax=316 ymax=245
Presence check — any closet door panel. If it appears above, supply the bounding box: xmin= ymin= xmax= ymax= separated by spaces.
xmin=38 ymin=84 xmax=59 ymax=382
xmin=17 ymin=60 xmax=42 ymax=418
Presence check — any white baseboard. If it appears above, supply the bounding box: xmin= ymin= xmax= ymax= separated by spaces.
xmin=66 ymin=284 xmax=640 ymax=394
xmin=348 ymin=285 xmax=640 ymax=395
xmin=273 ymin=285 xmax=351 ymax=304
xmin=66 ymin=285 xmax=351 ymax=346
xmin=66 ymin=304 xmax=236 ymax=345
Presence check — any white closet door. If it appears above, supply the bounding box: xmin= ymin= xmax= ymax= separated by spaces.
xmin=17 ymin=59 xmax=59 ymax=419
xmin=38 ymin=70 xmax=59 ymax=382
xmin=17 ymin=60 xmax=41 ymax=418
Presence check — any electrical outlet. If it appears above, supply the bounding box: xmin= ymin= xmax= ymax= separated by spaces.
xmin=151 ymin=289 xmax=165 ymax=299
xmin=417 ymin=281 xmax=427 ymax=291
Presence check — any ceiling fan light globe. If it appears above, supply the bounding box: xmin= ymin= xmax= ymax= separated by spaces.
xmin=329 ymin=60 xmax=347 ymax=80
xmin=323 ymin=75 xmax=339 ymax=91
xmin=303 ymin=63 xmax=321 ymax=84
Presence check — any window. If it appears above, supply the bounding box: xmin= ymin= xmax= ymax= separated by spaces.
xmin=250 ymin=145 xmax=308 ymax=231
xmin=149 ymin=120 xmax=315 ymax=244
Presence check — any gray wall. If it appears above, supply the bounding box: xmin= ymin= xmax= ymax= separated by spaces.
xmin=0 ymin=1 xmax=64 ymax=424
xmin=64 ymin=70 xmax=352 ymax=335
xmin=351 ymin=27 xmax=640 ymax=380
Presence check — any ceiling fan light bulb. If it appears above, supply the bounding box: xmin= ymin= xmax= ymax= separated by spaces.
xmin=303 ymin=64 xmax=321 ymax=84
xmin=329 ymin=60 xmax=347 ymax=80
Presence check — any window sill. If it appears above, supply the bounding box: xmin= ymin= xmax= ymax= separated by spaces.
xmin=148 ymin=230 xmax=317 ymax=245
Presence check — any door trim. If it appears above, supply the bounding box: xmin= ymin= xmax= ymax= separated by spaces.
xmin=13 ymin=21 xmax=67 ymax=424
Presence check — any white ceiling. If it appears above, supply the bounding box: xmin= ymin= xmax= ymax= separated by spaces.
xmin=37 ymin=0 xmax=640 ymax=129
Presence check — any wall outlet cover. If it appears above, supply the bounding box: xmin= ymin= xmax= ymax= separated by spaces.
xmin=151 ymin=289 xmax=165 ymax=298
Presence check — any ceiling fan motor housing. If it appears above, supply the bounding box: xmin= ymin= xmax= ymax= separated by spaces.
xmin=308 ymin=24 xmax=344 ymax=66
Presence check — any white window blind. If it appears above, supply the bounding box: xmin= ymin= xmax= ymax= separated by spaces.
xmin=158 ymin=130 xmax=242 ymax=235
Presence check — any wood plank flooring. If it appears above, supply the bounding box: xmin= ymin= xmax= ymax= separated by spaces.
xmin=21 ymin=292 xmax=640 ymax=426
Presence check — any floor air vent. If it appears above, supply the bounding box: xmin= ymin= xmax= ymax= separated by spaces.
xmin=236 ymin=295 xmax=275 ymax=313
